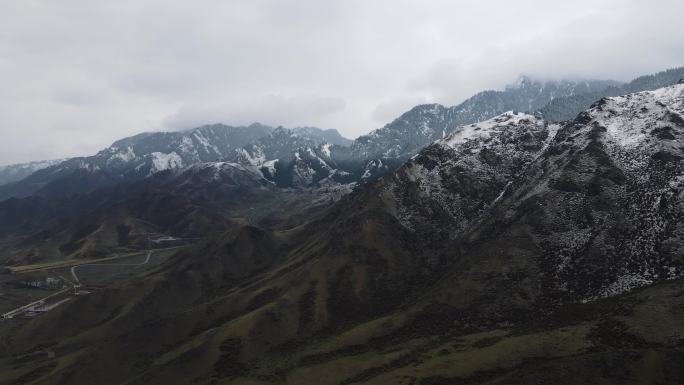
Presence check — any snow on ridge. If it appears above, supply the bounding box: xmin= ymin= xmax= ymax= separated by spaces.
xmin=361 ymin=159 xmax=386 ymax=179
xmin=193 ymin=131 xmax=211 ymax=149
xmin=188 ymin=161 xmax=254 ymax=175
xmin=0 ymin=158 xmax=66 ymax=175
xmin=589 ymin=265 xmax=681 ymax=301
xmin=592 ymin=83 xmax=684 ymax=149
xmin=178 ymin=136 xmax=200 ymax=159
xmin=150 ymin=152 xmax=183 ymax=173
xmin=237 ymin=147 xmax=266 ymax=166
xmin=174 ymin=161 xmax=262 ymax=182
xmin=442 ymin=111 xmax=541 ymax=148
xmin=261 ymin=159 xmax=278 ymax=177
xmin=193 ymin=131 xmax=221 ymax=155
xmin=647 ymin=82 xmax=684 ymax=101
xmin=109 ymin=146 xmax=137 ymax=163
xmin=201 ymin=161 xmax=244 ymax=170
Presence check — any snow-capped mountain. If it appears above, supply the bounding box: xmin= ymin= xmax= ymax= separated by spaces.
xmin=3 ymin=70 xmax=682 ymax=201
xmin=322 ymin=71 xmax=681 ymax=186
xmin=235 ymin=126 xmax=325 ymax=167
xmin=380 ymin=84 xmax=684 ymax=301
xmin=359 ymin=77 xmax=618 ymax=158
xmin=0 ymin=158 xmax=67 ymax=186
xmin=337 ymin=78 xmax=621 ymax=182
xmin=235 ymin=78 xmax=622 ymax=188
xmin=101 ymin=124 xmax=351 ymax=181
xmin=385 ymin=111 xmax=557 ymax=236
xmin=0 ymin=123 xmax=350 ymax=200
xmin=93 ymin=122 xmax=275 ymax=175
xmin=231 ymin=126 xmax=342 ymax=187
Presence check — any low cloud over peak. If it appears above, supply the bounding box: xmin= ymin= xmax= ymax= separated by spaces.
xmin=1 ymin=0 xmax=683 ymax=164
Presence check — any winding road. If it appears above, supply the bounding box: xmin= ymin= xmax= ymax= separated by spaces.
xmin=1 ymin=288 xmax=71 ymax=319
xmin=2 ymin=244 xmax=189 ymax=320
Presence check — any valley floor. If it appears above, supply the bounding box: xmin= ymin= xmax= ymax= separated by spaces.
xmin=1 ymin=278 xmax=682 ymax=385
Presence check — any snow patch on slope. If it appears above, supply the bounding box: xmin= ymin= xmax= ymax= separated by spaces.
xmin=321 ymin=143 xmax=332 ymax=158
xmin=109 ymin=147 xmax=137 ymax=163
xmin=444 ymin=111 xmax=542 ymax=149
xmin=261 ymin=159 xmax=279 ymax=177
xmin=594 ymin=84 xmax=684 ymax=149
xmin=150 ymin=152 xmax=183 ymax=173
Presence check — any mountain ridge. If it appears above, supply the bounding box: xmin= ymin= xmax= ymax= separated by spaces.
xmin=2 ymin=68 xmax=682 ymax=201
xmin=0 ymin=83 xmax=683 ymax=385
xmin=0 ymin=124 xmax=351 ymax=200
xmin=539 ymin=66 xmax=684 ymax=121
xmin=0 ymin=159 xmax=67 ymax=187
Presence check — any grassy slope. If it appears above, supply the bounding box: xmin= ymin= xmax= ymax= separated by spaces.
xmin=1 ymin=195 xmax=683 ymax=385
xmin=225 ymin=278 xmax=684 ymax=385
xmin=3 ymin=277 xmax=680 ymax=385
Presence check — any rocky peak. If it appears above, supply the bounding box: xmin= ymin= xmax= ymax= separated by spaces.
xmin=377 ymin=83 xmax=684 ymax=303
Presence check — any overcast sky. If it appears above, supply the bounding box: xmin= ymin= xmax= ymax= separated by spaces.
xmin=1 ymin=0 xmax=683 ymax=165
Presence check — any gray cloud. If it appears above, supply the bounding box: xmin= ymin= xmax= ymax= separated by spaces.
xmin=0 ymin=0 xmax=683 ymax=165
xmin=371 ymin=97 xmax=430 ymax=124
xmin=164 ymin=95 xmax=346 ymax=130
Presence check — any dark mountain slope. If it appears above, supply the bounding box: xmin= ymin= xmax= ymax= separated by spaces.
xmin=0 ymin=163 xmax=274 ymax=263
xmin=380 ymin=85 xmax=684 ymax=309
xmin=472 ymin=85 xmax=684 ymax=301
xmin=0 ymin=157 xmax=352 ymax=264
xmin=1 ymin=85 xmax=682 ymax=384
